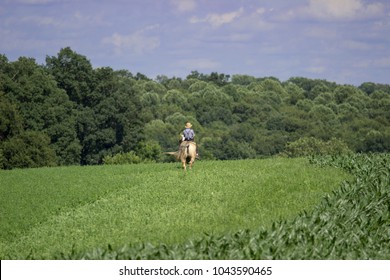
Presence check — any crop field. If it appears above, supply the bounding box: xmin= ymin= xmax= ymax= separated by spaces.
xmin=1 ymin=157 xmax=345 ymax=259
xmin=0 ymin=155 xmax=388 ymax=260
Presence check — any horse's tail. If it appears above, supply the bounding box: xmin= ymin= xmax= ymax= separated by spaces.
xmin=164 ymin=151 xmax=180 ymax=160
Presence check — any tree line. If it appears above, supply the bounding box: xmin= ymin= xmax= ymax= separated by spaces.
xmin=1 ymin=47 xmax=389 ymax=169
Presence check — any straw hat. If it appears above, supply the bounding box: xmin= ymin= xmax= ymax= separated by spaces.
xmin=185 ymin=122 xmax=192 ymax=128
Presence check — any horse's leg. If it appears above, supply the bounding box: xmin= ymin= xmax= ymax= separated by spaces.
xmin=182 ymin=160 xmax=186 ymax=171
xmin=188 ymin=155 xmax=194 ymax=169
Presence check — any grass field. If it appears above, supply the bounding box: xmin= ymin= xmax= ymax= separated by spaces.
xmin=0 ymin=157 xmax=351 ymax=259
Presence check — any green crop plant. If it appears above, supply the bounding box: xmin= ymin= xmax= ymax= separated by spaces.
xmin=0 ymin=157 xmax=349 ymax=259
xmin=59 ymin=154 xmax=389 ymax=260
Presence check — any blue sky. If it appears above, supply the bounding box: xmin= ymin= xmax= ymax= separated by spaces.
xmin=1 ymin=0 xmax=389 ymax=85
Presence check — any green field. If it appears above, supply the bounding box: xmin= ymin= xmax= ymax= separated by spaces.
xmin=0 ymin=157 xmax=350 ymax=259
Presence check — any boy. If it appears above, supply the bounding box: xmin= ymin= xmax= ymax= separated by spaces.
xmin=181 ymin=122 xmax=200 ymax=159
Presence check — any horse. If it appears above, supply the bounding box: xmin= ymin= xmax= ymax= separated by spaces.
xmin=165 ymin=141 xmax=197 ymax=171
xmin=179 ymin=141 xmax=197 ymax=171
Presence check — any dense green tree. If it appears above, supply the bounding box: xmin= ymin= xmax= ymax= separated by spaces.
xmin=220 ymin=138 xmax=256 ymax=160
xmin=136 ymin=80 xmax=166 ymax=96
xmin=229 ymin=123 xmax=256 ymax=143
xmin=360 ymin=129 xmax=390 ymax=152
xmin=163 ymin=89 xmax=189 ymax=110
xmin=103 ymin=151 xmax=141 ymax=165
xmin=284 ymin=82 xmax=305 ymax=105
xmin=88 ymin=67 xmax=117 ymax=107
xmin=208 ymin=72 xmax=230 ymax=86
xmin=279 ymin=106 xmax=311 ymax=135
xmin=0 ymin=56 xmax=81 ymax=166
xmin=308 ymin=105 xmax=340 ymax=140
xmin=135 ymin=140 xmax=163 ymax=162
xmin=286 ymin=77 xmax=336 ymax=98
xmin=284 ymin=137 xmax=352 ymax=157
xmin=259 ymin=78 xmax=286 ymax=97
xmin=334 ymin=85 xmax=361 ymax=104
xmin=77 ymin=78 xmax=143 ymax=164
xmin=134 ymin=72 xmax=151 ymax=81
xmin=1 ymin=50 xmax=390 ymax=169
xmin=165 ymin=112 xmax=189 ymax=129
xmin=359 ymin=82 xmax=390 ymax=95
xmin=0 ymin=93 xmax=23 ymax=141
xmin=189 ymin=84 xmax=233 ymax=125
xmin=369 ymin=90 xmax=390 ymax=121
xmin=359 ymin=82 xmax=377 ymax=95
xmin=252 ymin=130 xmax=289 ymax=156
xmin=231 ymin=74 xmax=257 ymax=86
xmin=1 ymin=131 xmax=56 ymax=169
xmin=45 ymin=47 xmax=94 ymax=105
xmin=186 ymin=71 xmax=230 ymax=86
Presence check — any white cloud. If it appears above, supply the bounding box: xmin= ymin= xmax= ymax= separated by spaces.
xmin=307 ymin=0 xmax=363 ymax=19
xmin=282 ymin=0 xmax=385 ymax=21
xmin=171 ymin=0 xmax=196 ymax=13
xmin=221 ymin=33 xmax=252 ymax=42
xmin=190 ymin=7 xmax=244 ymax=27
xmin=21 ymin=15 xmax=59 ymax=26
xmin=16 ymin=11 xmax=107 ymax=29
xmin=178 ymin=58 xmax=220 ymax=70
xmin=306 ymin=0 xmax=384 ymax=20
xmin=233 ymin=7 xmax=273 ymax=31
xmin=351 ymin=56 xmax=390 ymax=69
xmin=374 ymin=57 xmax=390 ymax=67
xmin=0 ymin=28 xmax=47 ymax=51
xmin=103 ymin=26 xmax=160 ymax=55
xmin=306 ymin=66 xmax=326 ymax=74
xmin=305 ymin=26 xmax=338 ymax=39
xmin=11 ymin=0 xmax=60 ymax=4
xmin=341 ymin=39 xmax=372 ymax=51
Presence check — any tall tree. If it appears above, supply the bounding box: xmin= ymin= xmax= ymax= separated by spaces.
xmin=0 ymin=55 xmax=81 ymax=166
xmin=0 ymin=92 xmax=23 ymax=141
xmin=45 ymin=47 xmax=94 ymax=106
xmin=1 ymin=131 xmax=56 ymax=169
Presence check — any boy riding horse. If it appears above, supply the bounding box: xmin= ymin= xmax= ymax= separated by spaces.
xmin=180 ymin=122 xmax=200 ymax=159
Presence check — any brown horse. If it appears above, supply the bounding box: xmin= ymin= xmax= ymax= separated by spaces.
xmin=165 ymin=141 xmax=197 ymax=171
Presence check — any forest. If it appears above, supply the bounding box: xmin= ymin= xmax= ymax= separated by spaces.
xmin=1 ymin=47 xmax=389 ymax=169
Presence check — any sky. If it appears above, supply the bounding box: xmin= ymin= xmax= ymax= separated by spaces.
xmin=1 ymin=0 xmax=390 ymax=85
